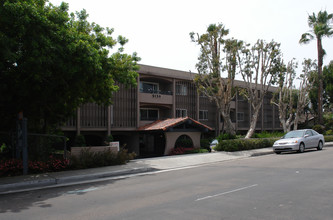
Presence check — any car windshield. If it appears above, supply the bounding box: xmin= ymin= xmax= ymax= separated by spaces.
xmin=283 ymin=130 xmax=305 ymax=139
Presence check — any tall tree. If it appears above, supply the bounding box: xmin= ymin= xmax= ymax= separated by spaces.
xmin=271 ymin=59 xmax=298 ymax=133
xmin=0 ymin=0 xmax=140 ymax=132
xmin=299 ymin=10 xmax=333 ymax=125
xmin=190 ymin=24 xmax=241 ymax=135
xmin=323 ymin=61 xmax=333 ymax=106
xmin=237 ymin=40 xmax=283 ymax=138
xmin=294 ymin=59 xmax=316 ymax=130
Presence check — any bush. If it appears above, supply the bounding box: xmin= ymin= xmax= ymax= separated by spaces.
xmin=217 ymin=133 xmax=236 ymax=143
xmin=214 ymin=138 xmax=278 ymax=152
xmin=200 ymin=139 xmax=211 ymax=150
xmin=0 ymin=156 xmax=70 ymax=177
xmin=324 ymin=135 xmax=333 ymax=142
xmin=312 ymin=124 xmax=325 ymax=134
xmin=74 ymin=135 xmax=86 ymax=147
xmin=252 ymin=131 xmax=284 ymax=138
xmin=325 ymin=130 xmax=333 ymax=135
xmin=168 ymin=147 xmax=208 ymax=155
xmin=70 ymin=148 xmax=136 ymax=169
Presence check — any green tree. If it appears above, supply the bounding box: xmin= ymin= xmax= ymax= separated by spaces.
xmin=237 ymin=40 xmax=283 ymax=138
xmin=323 ymin=61 xmax=333 ymax=106
xmin=271 ymin=59 xmax=298 ymax=133
xmin=190 ymin=24 xmax=241 ymax=136
xmin=299 ymin=10 xmax=333 ymax=125
xmin=0 ymin=0 xmax=140 ymax=132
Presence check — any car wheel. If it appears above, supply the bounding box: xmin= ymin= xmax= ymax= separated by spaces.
xmin=317 ymin=141 xmax=323 ymax=151
xmin=298 ymin=143 xmax=305 ymax=153
xmin=274 ymin=151 xmax=281 ymax=154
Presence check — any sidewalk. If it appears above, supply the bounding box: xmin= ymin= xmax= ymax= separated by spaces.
xmin=1 ymin=144 xmax=331 ymax=195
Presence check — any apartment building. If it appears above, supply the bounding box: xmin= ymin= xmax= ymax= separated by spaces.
xmin=61 ymin=64 xmax=281 ymax=157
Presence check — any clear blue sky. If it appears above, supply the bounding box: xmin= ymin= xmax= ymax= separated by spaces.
xmin=50 ymin=0 xmax=333 ymax=76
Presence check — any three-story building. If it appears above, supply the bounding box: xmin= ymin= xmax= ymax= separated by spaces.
xmin=61 ymin=64 xmax=281 ymax=157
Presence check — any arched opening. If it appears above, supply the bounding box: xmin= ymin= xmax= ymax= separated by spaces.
xmin=174 ymin=134 xmax=193 ymax=148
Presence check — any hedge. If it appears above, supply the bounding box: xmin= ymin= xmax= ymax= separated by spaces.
xmin=214 ymin=138 xmax=278 ymax=152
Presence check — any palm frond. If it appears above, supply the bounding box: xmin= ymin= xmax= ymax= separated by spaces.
xmin=299 ymin=33 xmax=314 ymax=44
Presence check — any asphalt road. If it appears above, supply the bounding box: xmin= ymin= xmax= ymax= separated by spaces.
xmin=1 ymin=147 xmax=333 ymax=220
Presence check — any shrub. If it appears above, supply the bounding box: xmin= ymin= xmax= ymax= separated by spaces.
xmin=217 ymin=133 xmax=236 ymax=143
xmin=105 ymin=134 xmax=114 ymax=143
xmin=312 ymin=124 xmax=325 ymax=134
xmin=74 ymin=135 xmax=86 ymax=147
xmin=200 ymin=139 xmax=210 ymax=150
xmin=325 ymin=130 xmax=333 ymax=135
xmin=169 ymin=147 xmax=208 ymax=155
xmin=70 ymin=148 xmax=136 ymax=169
xmin=214 ymin=138 xmax=278 ymax=152
xmin=0 ymin=156 xmax=70 ymax=177
xmin=324 ymin=135 xmax=333 ymax=142
xmin=252 ymin=131 xmax=284 ymax=138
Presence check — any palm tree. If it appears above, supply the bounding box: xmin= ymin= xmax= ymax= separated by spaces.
xmin=299 ymin=10 xmax=333 ymax=124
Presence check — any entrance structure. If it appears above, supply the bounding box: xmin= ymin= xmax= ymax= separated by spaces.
xmin=138 ymin=117 xmax=212 ymax=155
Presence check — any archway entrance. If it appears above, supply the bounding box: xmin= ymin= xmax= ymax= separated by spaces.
xmin=174 ymin=135 xmax=193 ymax=148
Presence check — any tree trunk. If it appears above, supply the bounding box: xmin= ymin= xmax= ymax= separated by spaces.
xmin=245 ymin=107 xmax=260 ymax=139
xmin=221 ymin=112 xmax=236 ymax=135
xmin=317 ymin=38 xmax=323 ymax=125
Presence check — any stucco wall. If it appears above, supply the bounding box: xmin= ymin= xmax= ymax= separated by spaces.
xmin=164 ymin=132 xmax=201 ymax=155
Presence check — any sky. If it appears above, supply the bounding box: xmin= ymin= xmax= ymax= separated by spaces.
xmin=49 ymin=0 xmax=333 ymax=76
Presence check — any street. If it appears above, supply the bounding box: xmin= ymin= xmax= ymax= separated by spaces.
xmin=1 ymin=147 xmax=333 ymax=220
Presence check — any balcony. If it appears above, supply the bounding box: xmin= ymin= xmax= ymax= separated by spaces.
xmin=139 ymin=89 xmax=173 ymax=105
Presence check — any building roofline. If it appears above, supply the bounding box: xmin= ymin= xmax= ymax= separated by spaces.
xmin=138 ymin=64 xmax=278 ymax=92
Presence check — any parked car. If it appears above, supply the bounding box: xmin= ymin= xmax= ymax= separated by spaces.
xmin=210 ymin=139 xmax=218 ymax=151
xmin=273 ymin=129 xmax=324 ymax=154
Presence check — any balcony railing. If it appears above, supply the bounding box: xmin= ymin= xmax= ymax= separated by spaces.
xmin=140 ymin=88 xmax=173 ymax=95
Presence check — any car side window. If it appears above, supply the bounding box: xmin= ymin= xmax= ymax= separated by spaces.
xmin=306 ymin=130 xmax=312 ymax=136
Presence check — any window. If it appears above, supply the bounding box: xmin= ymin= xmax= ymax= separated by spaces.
xmin=305 ymin=130 xmax=313 ymax=136
xmin=199 ymin=110 xmax=208 ymax=120
xmin=237 ymin=112 xmax=244 ymax=122
xmin=140 ymin=108 xmax=159 ymax=121
xmin=140 ymin=81 xmax=159 ymax=93
xmin=176 ymin=84 xmax=187 ymax=95
xmin=176 ymin=109 xmax=187 ymax=117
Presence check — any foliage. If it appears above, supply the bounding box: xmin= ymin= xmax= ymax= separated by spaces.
xmin=70 ymin=148 xmax=136 ymax=169
xmin=324 ymin=135 xmax=333 ymax=142
xmin=0 ymin=156 xmax=70 ymax=177
xmin=190 ymin=23 xmax=239 ymax=135
xmin=323 ymin=61 xmax=333 ymax=106
xmin=217 ymin=133 xmax=236 ymax=143
xmin=200 ymin=139 xmax=210 ymax=149
xmin=74 ymin=135 xmax=86 ymax=147
xmin=0 ymin=0 xmax=140 ymax=132
xmin=237 ymin=39 xmax=283 ymax=138
xmin=271 ymin=59 xmax=298 ymax=132
xmin=169 ymin=147 xmax=208 ymax=155
xmin=252 ymin=131 xmax=285 ymax=138
xmin=105 ymin=134 xmax=114 ymax=143
xmin=299 ymin=10 xmax=333 ymax=124
xmin=325 ymin=130 xmax=333 ymax=135
xmin=214 ymin=138 xmax=278 ymax=152
xmin=312 ymin=124 xmax=325 ymax=134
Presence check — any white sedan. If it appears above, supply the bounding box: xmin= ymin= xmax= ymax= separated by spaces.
xmin=273 ymin=129 xmax=324 ymax=154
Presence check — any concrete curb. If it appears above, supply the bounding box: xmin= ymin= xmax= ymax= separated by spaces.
xmin=0 ymin=167 xmax=156 ymax=194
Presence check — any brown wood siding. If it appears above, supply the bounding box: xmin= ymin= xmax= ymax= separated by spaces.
xmin=263 ymin=93 xmax=274 ymax=129
xmin=175 ymin=81 xmax=197 ymax=118
xmin=199 ymin=96 xmax=217 ymax=128
xmin=237 ymin=99 xmax=250 ymax=129
xmin=112 ymin=84 xmax=137 ymax=128
xmin=80 ymin=103 xmax=108 ymax=128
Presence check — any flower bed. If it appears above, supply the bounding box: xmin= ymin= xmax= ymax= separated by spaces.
xmin=0 ymin=156 xmax=70 ymax=177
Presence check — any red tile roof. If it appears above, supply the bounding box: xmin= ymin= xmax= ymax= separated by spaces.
xmin=137 ymin=117 xmax=212 ymax=131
